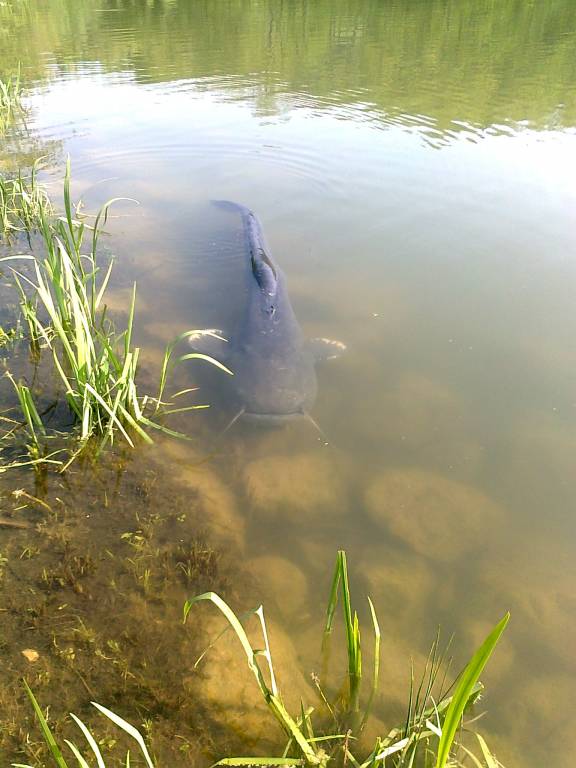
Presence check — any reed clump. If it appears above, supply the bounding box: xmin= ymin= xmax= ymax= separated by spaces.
xmin=0 ymin=69 xmax=23 ymax=136
xmin=1 ymin=161 xmax=230 ymax=469
xmin=0 ymin=160 xmax=53 ymax=238
xmin=20 ymin=551 xmax=508 ymax=768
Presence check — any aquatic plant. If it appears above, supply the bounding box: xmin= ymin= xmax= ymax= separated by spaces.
xmin=17 ymin=681 xmax=156 ymax=768
xmin=0 ymin=160 xmax=53 ymax=238
xmin=0 ymin=68 xmax=23 ymax=136
xmin=1 ymin=161 xmax=229 ymax=468
xmin=0 ymin=324 xmax=22 ymax=348
xmin=184 ymin=550 xmax=509 ymax=768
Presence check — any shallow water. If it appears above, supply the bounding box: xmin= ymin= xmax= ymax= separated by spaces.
xmin=1 ymin=1 xmax=576 ymax=765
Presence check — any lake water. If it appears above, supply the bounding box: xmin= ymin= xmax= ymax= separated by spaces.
xmin=1 ymin=1 xmax=576 ymax=766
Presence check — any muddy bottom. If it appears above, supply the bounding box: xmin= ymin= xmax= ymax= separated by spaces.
xmin=0 ymin=447 xmax=253 ymax=767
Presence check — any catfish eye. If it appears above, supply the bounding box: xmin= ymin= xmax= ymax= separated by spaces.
xmin=268 ymin=304 xmax=276 ymax=316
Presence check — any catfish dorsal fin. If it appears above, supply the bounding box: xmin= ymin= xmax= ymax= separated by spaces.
xmin=251 ymin=253 xmax=277 ymax=295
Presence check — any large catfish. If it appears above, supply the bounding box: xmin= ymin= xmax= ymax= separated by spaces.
xmin=190 ymin=201 xmax=345 ymax=429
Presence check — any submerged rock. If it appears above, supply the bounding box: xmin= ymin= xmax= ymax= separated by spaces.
xmin=177 ymin=467 xmax=245 ymax=552
xmin=364 ymin=469 xmax=504 ymax=562
xmin=244 ymin=555 xmax=309 ymax=622
xmin=243 ymin=452 xmax=347 ymax=522
xmin=186 ymin=610 xmax=312 ymax=747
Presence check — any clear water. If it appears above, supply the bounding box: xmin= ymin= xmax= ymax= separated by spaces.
xmin=1 ymin=1 xmax=576 ymax=766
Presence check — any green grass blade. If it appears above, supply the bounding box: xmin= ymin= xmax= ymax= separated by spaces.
xmin=95 ymin=257 xmax=114 ymax=310
xmin=83 ymin=384 xmax=135 ymax=447
xmin=184 ymin=593 xmax=321 ymax=766
xmin=116 ymin=403 xmax=154 ymax=445
xmin=360 ymin=596 xmax=381 ymax=730
xmin=337 ymin=551 xmax=361 ymax=714
xmin=476 ymin=733 xmax=501 ymax=768
xmin=124 ymin=283 xmax=136 ymax=358
xmin=184 ymin=592 xmax=271 ymax=698
xmin=323 ymin=555 xmax=341 ymax=634
xmin=90 ymin=702 xmax=155 ymax=768
xmin=267 ymin=696 xmax=322 ymax=765
xmin=435 ymin=613 xmax=510 ymax=768
xmin=63 ymin=740 xmax=91 ymax=768
xmin=70 ymin=713 xmax=105 ymax=768
xmin=23 ymin=680 xmax=70 ymax=768
xmin=456 ymin=744 xmax=485 ymax=768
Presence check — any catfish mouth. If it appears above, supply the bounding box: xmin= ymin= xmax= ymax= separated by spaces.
xmin=241 ymin=409 xmax=305 ymax=426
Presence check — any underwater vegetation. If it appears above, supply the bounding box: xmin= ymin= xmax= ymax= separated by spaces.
xmin=0 ymin=157 xmax=229 ymax=470
xmin=18 ymin=551 xmax=508 ymax=768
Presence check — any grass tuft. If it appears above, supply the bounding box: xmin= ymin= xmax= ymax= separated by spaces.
xmin=0 ymin=67 xmax=23 ymax=136
xmin=184 ymin=550 xmax=509 ymax=768
xmin=0 ymin=159 xmax=53 ymax=238
xmin=1 ymin=160 xmax=228 ymax=468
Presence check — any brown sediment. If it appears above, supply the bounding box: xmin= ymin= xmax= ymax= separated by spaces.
xmin=357 ymin=373 xmax=470 ymax=448
xmin=497 ymin=410 xmax=576 ymax=515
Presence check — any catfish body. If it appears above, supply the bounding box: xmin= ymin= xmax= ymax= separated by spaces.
xmin=191 ymin=202 xmax=344 ymax=427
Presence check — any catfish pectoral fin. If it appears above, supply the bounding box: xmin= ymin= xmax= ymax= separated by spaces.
xmin=308 ymin=337 xmax=347 ymax=362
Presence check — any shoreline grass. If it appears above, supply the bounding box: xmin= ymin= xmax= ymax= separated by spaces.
xmin=1 ymin=160 xmax=231 ymax=469
xmin=0 ymin=159 xmax=53 ymax=238
xmin=0 ymin=68 xmax=23 ymax=136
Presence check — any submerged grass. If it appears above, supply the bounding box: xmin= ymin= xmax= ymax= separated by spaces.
xmin=18 ymin=682 xmax=156 ymax=768
xmin=19 ymin=551 xmax=508 ymax=767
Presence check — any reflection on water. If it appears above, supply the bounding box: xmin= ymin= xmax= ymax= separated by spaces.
xmin=1 ymin=0 xmax=576 ymax=766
